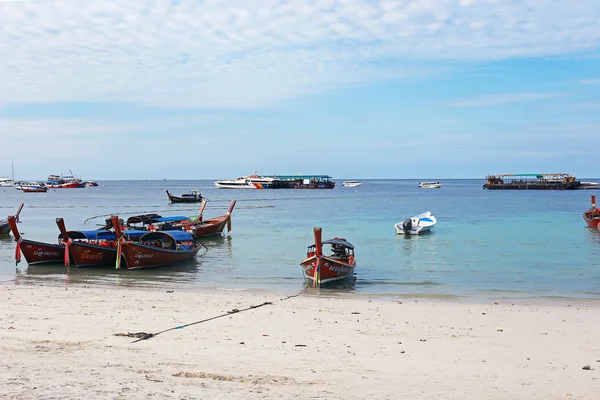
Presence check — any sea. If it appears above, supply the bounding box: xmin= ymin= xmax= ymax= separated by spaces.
xmin=1 ymin=179 xmax=600 ymax=301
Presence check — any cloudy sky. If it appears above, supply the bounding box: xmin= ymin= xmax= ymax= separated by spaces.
xmin=1 ymin=0 xmax=599 ymax=180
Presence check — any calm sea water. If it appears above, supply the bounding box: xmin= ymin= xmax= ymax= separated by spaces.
xmin=1 ymin=179 xmax=600 ymax=300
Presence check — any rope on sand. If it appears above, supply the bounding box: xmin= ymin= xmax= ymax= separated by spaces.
xmin=113 ymin=290 xmax=305 ymax=343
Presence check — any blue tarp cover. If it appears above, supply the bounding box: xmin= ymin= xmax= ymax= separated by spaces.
xmin=155 ymin=216 xmax=189 ymax=223
xmin=140 ymin=230 xmax=194 ymax=242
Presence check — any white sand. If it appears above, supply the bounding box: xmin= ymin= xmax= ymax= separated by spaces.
xmin=1 ymin=284 xmax=599 ymax=399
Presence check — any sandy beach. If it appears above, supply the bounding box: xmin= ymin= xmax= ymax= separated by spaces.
xmin=1 ymin=283 xmax=599 ymax=399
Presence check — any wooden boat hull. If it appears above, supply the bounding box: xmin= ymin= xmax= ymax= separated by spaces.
xmin=47 ymin=182 xmax=81 ymax=189
xmin=120 ymin=242 xmax=199 ymax=269
xmin=18 ymin=240 xmax=65 ymax=265
xmin=166 ymin=190 xmax=203 ymax=203
xmin=184 ymin=216 xmax=229 ymax=237
xmin=300 ymin=256 xmax=355 ymax=285
xmin=583 ymin=195 xmax=600 ymax=227
xmin=22 ymin=187 xmax=47 ymax=193
xmin=69 ymin=242 xmax=117 ymax=267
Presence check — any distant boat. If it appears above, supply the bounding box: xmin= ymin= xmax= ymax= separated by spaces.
xmin=419 ymin=182 xmax=441 ymax=189
xmin=343 ymin=181 xmax=361 ymax=187
xmin=0 ymin=177 xmax=14 ymax=187
xmin=583 ymin=195 xmax=600 ymax=228
xmin=0 ymin=203 xmax=24 ymax=235
xmin=294 ymin=177 xmax=335 ymax=189
xmin=214 ymin=173 xmax=280 ymax=189
xmin=395 ymin=211 xmax=437 ymax=235
xmin=166 ymin=190 xmax=203 ymax=203
xmin=579 ymin=181 xmax=600 ymax=189
xmin=85 ymin=181 xmax=99 ymax=187
xmin=20 ymin=182 xmax=47 ymax=193
xmin=300 ymin=227 xmax=356 ymax=287
xmin=47 ymin=173 xmax=84 ymax=189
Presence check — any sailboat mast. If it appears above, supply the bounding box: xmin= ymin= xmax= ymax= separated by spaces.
xmin=11 ymin=161 xmax=14 ymax=182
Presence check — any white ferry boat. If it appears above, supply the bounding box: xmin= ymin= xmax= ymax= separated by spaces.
xmin=0 ymin=177 xmax=14 ymax=187
xmin=418 ymin=181 xmax=441 ymax=189
xmin=214 ymin=173 xmax=281 ymax=189
xmin=342 ymin=181 xmax=361 ymax=187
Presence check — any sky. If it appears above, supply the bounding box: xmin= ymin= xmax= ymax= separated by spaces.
xmin=0 ymin=0 xmax=599 ymax=180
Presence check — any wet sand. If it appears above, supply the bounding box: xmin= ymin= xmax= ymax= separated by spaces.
xmin=1 ymin=283 xmax=599 ymax=399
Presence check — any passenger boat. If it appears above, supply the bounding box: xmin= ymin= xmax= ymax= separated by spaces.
xmin=55 ymin=218 xmax=146 ymax=267
xmin=21 ymin=182 xmax=48 ymax=193
xmin=166 ymin=190 xmax=203 ymax=203
xmin=483 ymin=173 xmax=580 ymax=190
xmin=0 ymin=203 xmax=24 ymax=234
xmin=214 ymin=173 xmax=281 ymax=189
xmin=7 ymin=215 xmax=64 ymax=265
xmin=47 ymin=172 xmax=84 ymax=189
xmin=294 ymin=177 xmax=335 ymax=189
xmin=112 ymin=216 xmax=202 ymax=269
xmin=395 ymin=211 xmax=437 ymax=235
xmin=300 ymin=227 xmax=356 ymax=287
xmin=181 ymin=200 xmax=236 ymax=237
xmin=343 ymin=181 xmax=361 ymax=187
xmin=583 ymin=195 xmax=600 ymax=228
xmin=419 ymin=181 xmax=441 ymax=189
xmin=0 ymin=177 xmax=14 ymax=187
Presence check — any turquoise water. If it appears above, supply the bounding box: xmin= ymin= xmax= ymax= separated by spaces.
xmin=1 ymin=180 xmax=599 ymax=299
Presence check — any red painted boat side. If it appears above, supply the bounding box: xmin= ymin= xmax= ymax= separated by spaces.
xmin=47 ymin=182 xmax=80 ymax=189
xmin=181 ymin=200 xmax=236 ymax=238
xmin=22 ymin=187 xmax=47 ymax=193
xmin=300 ymin=256 xmax=355 ymax=284
xmin=18 ymin=240 xmax=64 ymax=265
xmin=69 ymin=242 xmax=117 ymax=267
xmin=120 ymin=242 xmax=199 ymax=269
xmin=583 ymin=195 xmax=600 ymax=227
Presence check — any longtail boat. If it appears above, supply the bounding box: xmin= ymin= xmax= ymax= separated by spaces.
xmin=112 ymin=216 xmax=202 ymax=269
xmin=181 ymin=200 xmax=236 ymax=238
xmin=583 ymin=195 xmax=600 ymax=228
xmin=300 ymin=227 xmax=356 ymax=287
xmin=166 ymin=190 xmax=203 ymax=203
xmin=1 ymin=203 xmax=24 ymax=234
xmin=55 ymin=218 xmax=145 ymax=268
xmin=8 ymin=215 xmax=64 ymax=266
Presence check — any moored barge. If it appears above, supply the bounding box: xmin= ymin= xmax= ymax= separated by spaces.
xmin=483 ymin=173 xmax=581 ymax=190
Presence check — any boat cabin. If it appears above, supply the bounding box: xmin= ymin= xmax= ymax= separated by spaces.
xmin=307 ymin=238 xmax=355 ymax=263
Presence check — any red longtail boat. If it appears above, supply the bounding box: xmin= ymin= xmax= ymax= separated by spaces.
xmin=180 ymin=200 xmax=236 ymax=238
xmin=112 ymin=216 xmax=203 ymax=269
xmin=7 ymin=215 xmax=64 ymax=266
xmin=583 ymin=195 xmax=600 ymax=228
xmin=300 ymin=227 xmax=356 ymax=287
xmin=55 ymin=218 xmax=146 ymax=268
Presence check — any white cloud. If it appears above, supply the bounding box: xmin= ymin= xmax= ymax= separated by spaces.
xmin=447 ymin=92 xmax=563 ymax=107
xmin=0 ymin=0 xmax=599 ymax=108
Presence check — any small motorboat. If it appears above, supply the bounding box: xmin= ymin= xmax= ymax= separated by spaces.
xmin=343 ymin=181 xmax=361 ymax=187
xmin=112 ymin=216 xmax=203 ymax=269
xmin=300 ymin=227 xmax=356 ymax=287
xmin=583 ymin=195 xmax=600 ymax=228
xmin=85 ymin=181 xmax=99 ymax=187
xmin=0 ymin=203 xmax=24 ymax=234
xmin=395 ymin=211 xmax=437 ymax=235
xmin=181 ymin=200 xmax=236 ymax=238
xmin=21 ymin=182 xmax=48 ymax=193
xmin=55 ymin=218 xmax=146 ymax=268
xmin=167 ymin=190 xmax=203 ymax=203
xmin=419 ymin=182 xmax=441 ymax=189
xmin=7 ymin=215 xmax=64 ymax=265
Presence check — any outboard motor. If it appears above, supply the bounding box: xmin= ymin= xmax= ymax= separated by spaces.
xmin=402 ymin=218 xmax=412 ymax=233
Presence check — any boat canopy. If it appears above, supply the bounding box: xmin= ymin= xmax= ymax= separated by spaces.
xmin=126 ymin=213 xmax=162 ymax=224
xmin=60 ymin=229 xmax=147 ymax=241
xmin=311 ymin=238 xmax=354 ymax=249
xmin=139 ymin=230 xmax=195 ymax=243
xmin=154 ymin=216 xmax=189 ymax=223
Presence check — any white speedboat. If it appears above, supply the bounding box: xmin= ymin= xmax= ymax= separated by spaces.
xmin=419 ymin=182 xmax=441 ymax=188
xmin=0 ymin=177 xmax=14 ymax=187
xmin=214 ymin=173 xmax=280 ymax=189
xmin=395 ymin=211 xmax=437 ymax=235
xmin=343 ymin=181 xmax=361 ymax=187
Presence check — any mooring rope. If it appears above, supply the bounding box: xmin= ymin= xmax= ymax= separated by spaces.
xmin=113 ymin=290 xmax=306 ymax=343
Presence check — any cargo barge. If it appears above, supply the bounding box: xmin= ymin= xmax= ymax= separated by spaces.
xmin=483 ymin=173 xmax=581 ymax=190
